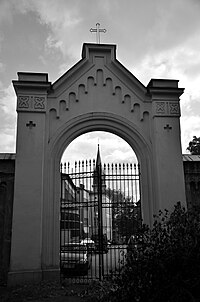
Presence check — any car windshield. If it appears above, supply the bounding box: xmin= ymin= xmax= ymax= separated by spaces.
xmin=61 ymin=244 xmax=87 ymax=252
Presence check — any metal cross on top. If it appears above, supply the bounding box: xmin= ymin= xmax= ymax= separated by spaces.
xmin=90 ymin=23 xmax=106 ymax=44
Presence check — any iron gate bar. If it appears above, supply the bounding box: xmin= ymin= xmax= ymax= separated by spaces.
xmin=97 ymin=161 xmax=104 ymax=280
xmin=60 ymin=160 xmax=141 ymax=283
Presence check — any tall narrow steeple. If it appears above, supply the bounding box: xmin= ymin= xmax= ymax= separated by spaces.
xmin=96 ymin=144 xmax=102 ymax=170
xmin=93 ymin=144 xmax=106 ymax=190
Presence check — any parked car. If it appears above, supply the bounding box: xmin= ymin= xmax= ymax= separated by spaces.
xmin=70 ymin=238 xmax=80 ymax=244
xmin=80 ymin=238 xmax=95 ymax=251
xmin=91 ymin=234 xmax=108 ymax=253
xmin=60 ymin=243 xmax=91 ymax=275
xmin=107 ymin=240 xmax=112 ymax=247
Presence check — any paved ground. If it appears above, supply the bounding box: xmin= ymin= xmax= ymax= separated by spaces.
xmin=31 ymin=295 xmax=83 ymax=302
xmin=30 ymin=296 xmax=82 ymax=302
xmin=0 ymin=283 xmax=92 ymax=302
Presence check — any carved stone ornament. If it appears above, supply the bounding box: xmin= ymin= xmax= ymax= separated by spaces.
xmin=169 ymin=102 xmax=180 ymax=115
xmin=154 ymin=101 xmax=180 ymax=117
xmin=156 ymin=102 xmax=166 ymax=114
xmin=18 ymin=96 xmax=30 ymax=109
xmin=17 ymin=95 xmax=46 ymax=112
xmin=34 ymin=97 xmax=45 ymax=109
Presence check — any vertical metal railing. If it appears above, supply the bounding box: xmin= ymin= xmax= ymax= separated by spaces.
xmin=60 ymin=160 xmax=141 ymax=283
xmin=97 ymin=162 xmax=104 ymax=280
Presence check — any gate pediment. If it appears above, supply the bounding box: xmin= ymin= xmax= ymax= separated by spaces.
xmin=48 ymin=44 xmax=150 ymax=122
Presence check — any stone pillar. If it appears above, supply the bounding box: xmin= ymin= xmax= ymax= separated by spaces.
xmin=8 ymin=73 xmax=51 ymax=285
xmin=148 ymin=79 xmax=186 ymax=213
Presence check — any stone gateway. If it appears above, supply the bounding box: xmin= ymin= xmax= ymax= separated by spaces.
xmin=8 ymin=43 xmax=186 ymax=285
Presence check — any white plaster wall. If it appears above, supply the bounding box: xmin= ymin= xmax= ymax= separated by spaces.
xmin=9 ymin=112 xmax=45 ymax=280
xmin=152 ymin=117 xmax=186 ymax=211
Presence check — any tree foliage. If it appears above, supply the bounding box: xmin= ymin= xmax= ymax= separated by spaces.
xmin=99 ymin=203 xmax=200 ymax=302
xmin=105 ymin=188 xmax=142 ymax=243
xmin=187 ymin=136 xmax=200 ymax=155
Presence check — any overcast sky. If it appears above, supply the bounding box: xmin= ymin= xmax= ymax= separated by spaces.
xmin=0 ymin=0 xmax=200 ymax=164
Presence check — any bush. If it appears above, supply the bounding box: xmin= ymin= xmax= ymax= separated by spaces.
xmin=100 ymin=202 xmax=200 ymax=302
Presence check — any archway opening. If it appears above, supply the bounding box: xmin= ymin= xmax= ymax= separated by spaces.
xmin=59 ymin=131 xmax=141 ymax=282
xmin=61 ymin=131 xmax=138 ymax=164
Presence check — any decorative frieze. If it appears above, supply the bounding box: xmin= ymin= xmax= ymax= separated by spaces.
xmin=17 ymin=95 xmax=46 ymax=112
xmin=18 ymin=96 xmax=30 ymax=108
xmin=153 ymin=101 xmax=180 ymax=117
xmin=156 ymin=102 xmax=166 ymax=115
xmin=55 ymin=71 xmax=148 ymax=120
xmin=34 ymin=97 xmax=45 ymax=109
xmin=169 ymin=102 xmax=179 ymax=115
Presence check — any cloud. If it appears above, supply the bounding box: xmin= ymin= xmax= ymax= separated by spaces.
xmin=133 ymin=43 xmax=200 ymax=154
xmin=0 ymin=132 xmax=16 ymax=153
xmin=0 ymin=0 xmax=14 ymax=25
xmin=0 ymin=84 xmax=16 ymax=115
xmin=62 ymin=132 xmax=137 ymax=164
xmin=2 ymin=0 xmax=200 ymax=73
xmin=180 ymin=115 xmax=200 ymax=153
xmin=0 ymin=84 xmax=17 ymax=152
xmin=0 ymin=62 xmax=5 ymax=73
xmin=149 ymin=0 xmax=200 ymax=49
xmin=132 ymin=45 xmax=200 ymax=128
xmin=105 ymin=149 xmax=137 ymax=163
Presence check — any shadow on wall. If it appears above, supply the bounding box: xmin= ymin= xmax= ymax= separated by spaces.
xmin=0 ymin=155 xmax=15 ymax=285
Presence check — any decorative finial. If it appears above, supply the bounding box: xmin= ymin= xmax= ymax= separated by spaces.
xmin=90 ymin=23 xmax=106 ymax=44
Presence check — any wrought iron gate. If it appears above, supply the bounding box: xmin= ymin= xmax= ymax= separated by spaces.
xmin=60 ymin=159 xmax=141 ymax=283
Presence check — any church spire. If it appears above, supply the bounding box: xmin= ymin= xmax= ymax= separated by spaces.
xmin=96 ymin=144 xmax=102 ymax=169
xmin=93 ymin=144 xmax=105 ymax=189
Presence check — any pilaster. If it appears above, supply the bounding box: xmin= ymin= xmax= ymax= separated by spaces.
xmin=8 ymin=73 xmax=53 ymax=285
xmin=148 ymin=79 xmax=186 ymax=212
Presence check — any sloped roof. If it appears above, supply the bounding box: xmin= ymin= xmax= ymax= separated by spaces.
xmin=0 ymin=153 xmax=16 ymax=160
xmin=182 ymin=154 xmax=200 ymax=161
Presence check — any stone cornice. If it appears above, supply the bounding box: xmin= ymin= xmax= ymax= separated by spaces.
xmin=12 ymin=80 xmax=51 ymax=94
xmin=13 ymin=72 xmax=51 ymax=112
